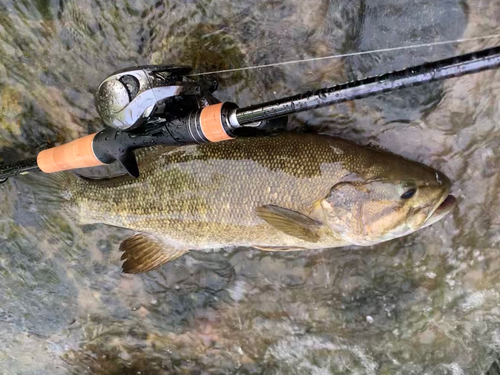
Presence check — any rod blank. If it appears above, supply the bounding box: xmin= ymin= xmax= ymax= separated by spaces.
xmin=235 ymin=46 xmax=500 ymax=126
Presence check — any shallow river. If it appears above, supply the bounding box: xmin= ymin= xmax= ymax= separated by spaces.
xmin=1 ymin=0 xmax=500 ymax=373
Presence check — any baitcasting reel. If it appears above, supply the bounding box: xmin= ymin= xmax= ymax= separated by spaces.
xmin=95 ymin=65 xmax=220 ymax=131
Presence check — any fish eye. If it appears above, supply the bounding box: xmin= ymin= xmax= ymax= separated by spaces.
xmin=398 ymin=181 xmax=417 ymax=200
xmin=400 ymin=188 xmax=416 ymax=199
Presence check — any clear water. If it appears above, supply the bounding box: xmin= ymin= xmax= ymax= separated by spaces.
xmin=0 ymin=0 xmax=499 ymax=373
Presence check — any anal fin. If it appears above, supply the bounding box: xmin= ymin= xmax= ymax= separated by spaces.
xmin=120 ymin=234 xmax=188 ymax=274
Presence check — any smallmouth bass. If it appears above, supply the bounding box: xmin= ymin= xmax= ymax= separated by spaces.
xmin=34 ymin=134 xmax=455 ymax=273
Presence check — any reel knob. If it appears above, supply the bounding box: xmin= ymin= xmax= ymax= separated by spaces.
xmin=94 ymin=65 xmax=194 ymax=131
xmin=95 ymin=79 xmax=130 ymax=115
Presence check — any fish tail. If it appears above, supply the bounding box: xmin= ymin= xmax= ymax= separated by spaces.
xmin=20 ymin=171 xmax=76 ymax=211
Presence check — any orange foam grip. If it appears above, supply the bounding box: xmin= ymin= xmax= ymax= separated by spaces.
xmin=199 ymin=103 xmax=233 ymax=142
xmin=37 ymin=133 xmax=104 ymax=173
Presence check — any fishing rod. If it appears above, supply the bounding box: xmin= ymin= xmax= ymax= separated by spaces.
xmin=1 ymin=46 xmax=500 ymax=182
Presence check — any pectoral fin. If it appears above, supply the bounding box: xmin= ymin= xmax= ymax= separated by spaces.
xmin=120 ymin=234 xmax=188 ymax=274
xmin=255 ymin=205 xmax=321 ymax=243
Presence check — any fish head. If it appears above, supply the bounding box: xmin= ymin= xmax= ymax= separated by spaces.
xmin=320 ymin=153 xmax=455 ymax=246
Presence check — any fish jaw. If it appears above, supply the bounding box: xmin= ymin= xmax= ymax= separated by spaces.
xmin=421 ymin=194 xmax=456 ymax=229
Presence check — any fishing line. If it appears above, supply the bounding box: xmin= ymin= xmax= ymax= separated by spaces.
xmin=188 ymin=33 xmax=500 ymax=76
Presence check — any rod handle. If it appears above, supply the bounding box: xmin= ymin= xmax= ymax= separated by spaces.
xmin=37 ymin=133 xmax=104 ymax=173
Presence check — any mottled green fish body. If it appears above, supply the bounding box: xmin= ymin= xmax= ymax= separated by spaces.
xmin=54 ymin=133 xmax=453 ymax=273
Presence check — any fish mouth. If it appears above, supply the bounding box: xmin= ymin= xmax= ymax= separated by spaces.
xmin=435 ymin=194 xmax=456 ymax=213
xmin=421 ymin=194 xmax=456 ymax=229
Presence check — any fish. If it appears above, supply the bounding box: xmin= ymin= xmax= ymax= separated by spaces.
xmin=34 ymin=133 xmax=456 ymax=274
